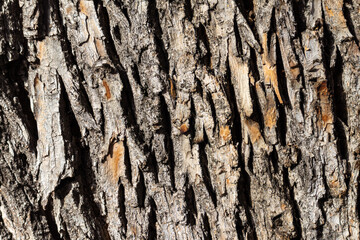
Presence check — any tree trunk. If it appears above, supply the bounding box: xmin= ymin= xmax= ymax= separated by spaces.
xmin=0 ymin=0 xmax=360 ymax=239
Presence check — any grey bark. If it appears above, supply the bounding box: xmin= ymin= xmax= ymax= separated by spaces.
xmin=0 ymin=0 xmax=360 ymax=239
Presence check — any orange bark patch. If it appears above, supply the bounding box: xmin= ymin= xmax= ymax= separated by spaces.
xmin=95 ymin=39 xmax=106 ymax=57
xmin=169 ymin=77 xmax=176 ymax=99
xmin=325 ymin=5 xmax=335 ymax=17
xmin=180 ymin=124 xmax=188 ymax=134
xmin=264 ymin=106 xmax=277 ymax=128
xmin=79 ymin=0 xmax=88 ymax=16
xmin=66 ymin=6 xmax=73 ymax=14
xmin=107 ymin=141 xmax=124 ymax=182
xmin=245 ymin=119 xmax=262 ymax=144
xmin=220 ymin=125 xmax=231 ymax=141
xmin=263 ymin=63 xmax=277 ymax=86
xmin=317 ymin=81 xmax=333 ymax=128
xmin=37 ymin=41 xmax=45 ymax=61
xmin=102 ymin=79 xmax=111 ymax=100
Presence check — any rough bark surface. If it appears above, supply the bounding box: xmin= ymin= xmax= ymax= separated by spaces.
xmin=0 ymin=0 xmax=360 ymax=239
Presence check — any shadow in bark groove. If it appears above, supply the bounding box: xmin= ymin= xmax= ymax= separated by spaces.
xmin=184 ymin=0 xmax=193 ymax=22
xmin=206 ymin=92 xmax=217 ymax=134
xmin=44 ymin=196 xmax=62 ymax=240
xmin=38 ymin=0 xmax=51 ymax=38
xmin=159 ymin=95 xmax=176 ymax=190
xmin=123 ymin=136 xmax=133 ymax=185
xmin=147 ymin=0 xmax=170 ymax=74
xmin=136 ymin=169 xmax=146 ymax=208
xmin=185 ymin=175 xmax=197 ymax=226
xmin=196 ymin=23 xmax=212 ymax=71
xmin=233 ymin=18 xmax=243 ymax=56
xmin=330 ymin=50 xmax=349 ymax=191
xmin=283 ymin=167 xmax=303 ymax=240
xmin=202 ymin=213 xmax=212 ymax=240
xmin=5 ymin=59 xmax=38 ymax=151
xmin=291 ymin=0 xmax=307 ymax=39
xmin=199 ymin=132 xmax=217 ymax=208
xmin=118 ymin=183 xmax=128 ymax=236
xmin=112 ymin=0 xmax=131 ymax=27
xmin=275 ymin=36 xmax=291 ymax=107
xmin=343 ymin=0 xmax=359 ymax=46
xmin=53 ymin=0 xmax=95 ymax=120
xmin=235 ymin=210 xmax=245 ymax=240
xmin=148 ymin=197 xmax=157 ymax=240
xmin=58 ymin=75 xmax=111 ymax=239
xmin=234 ymin=0 xmax=259 ymax=44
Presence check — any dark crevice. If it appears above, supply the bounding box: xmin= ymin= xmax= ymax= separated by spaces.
xmin=195 ymin=23 xmax=212 ymax=70
xmin=185 ymin=175 xmax=197 ymax=226
xmin=184 ymin=0 xmax=193 ymax=22
xmin=234 ymin=0 xmax=258 ymax=44
xmin=202 ymin=213 xmax=212 ymax=240
xmin=118 ymin=183 xmax=128 ymax=236
xmin=224 ymin=58 xmax=242 ymax=145
xmin=206 ymin=92 xmax=217 ymax=134
xmin=249 ymin=83 xmax=264 ymax=133
xmin=248 ymin=142 xmax=254 ymax=173
xmin=233 ymin=17 xmax=243 ymax=57
xmin=5 ymin=59 xmax=38 ymax=151
xmin=235 ymin=210 xmax=245 ymax=240
xmin=159 ymin=95 xmax=176 ymax=191
xmin=123 ymin=136 xmax=132 ymax=185
xmin=269 ymin=148 xmax=279 ymax=174
xmin=54 ymin=177 xmax=76 ymax=202
xmin=189 ymin=96 xmax=196 ymax=142
xmin=94 ymin=0 xmax=123 ymax=68
xmin=331 ymin=49 xmax=348 ymax=125
xmin=99 ymin=103 xmax=105 ymax=134
xmin=112 ymin=0 xmax=131 ymax=27
xmin=249 ymin=47 xmax=260 ymax=83
xmin=291 ymin=0 xmax=307 ymax=38
xmin=136 ymin=169 xmax=146 ymax=208
xmin=131 ymin=64 xmax=147 ymax=96
xmin=237 ymin=159 xmax=258 ymax=240
xmin=53 ymin=0 xmax=95 ymax=119
xmin=78 ymin=145 xmax=112 ymax=240
xmin=38 ymin=0 xmax=51 ymax=38
xmin=331 ymin=50 xmax=349 ymax=161
xmin=58 ymin=72 xmax=111 ymax=239
xmin=329 ymin=50 xmax=350 ymax=193
xmin=277 ymin=99 xmax=287 ymax=146
xmin=322 ymin=12 xmax=335 ymax=74
xmin=271 ymin=213 xmax=283 ymax=229
xmin=343 ymin=0 xmax=359 ymax=46
xmin=113 ymin=25 xmax=122 ymax=44
xmin=147 ymin=151 xmax=159 ymax=184
xmin=58 ymin=74 xmax=81 ymax=165
xmin=148 ymin=197 xmax=157 ymax=240
xmin=299 ymin=89 xmax=305 ymax=118
xmin=147 ymin=0 xmax=170 ymax=74
xmin=199 ymin=133 xmax=217 ymax=207
xmin=283 ymin=167 xmax=302 ymax=240
xmin=44 ymin=196 xmax=62 ymax=240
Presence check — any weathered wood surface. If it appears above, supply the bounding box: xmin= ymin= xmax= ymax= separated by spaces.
xmin=0 ymin=0 xmax=360 ymax=239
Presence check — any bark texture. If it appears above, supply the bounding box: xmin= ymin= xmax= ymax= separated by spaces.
xmin=0 ymin=0 xmax=360 ymax=239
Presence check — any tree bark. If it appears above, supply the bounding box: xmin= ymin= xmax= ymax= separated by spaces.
xmin=0 ymin=0 xmax=360 ymax=239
